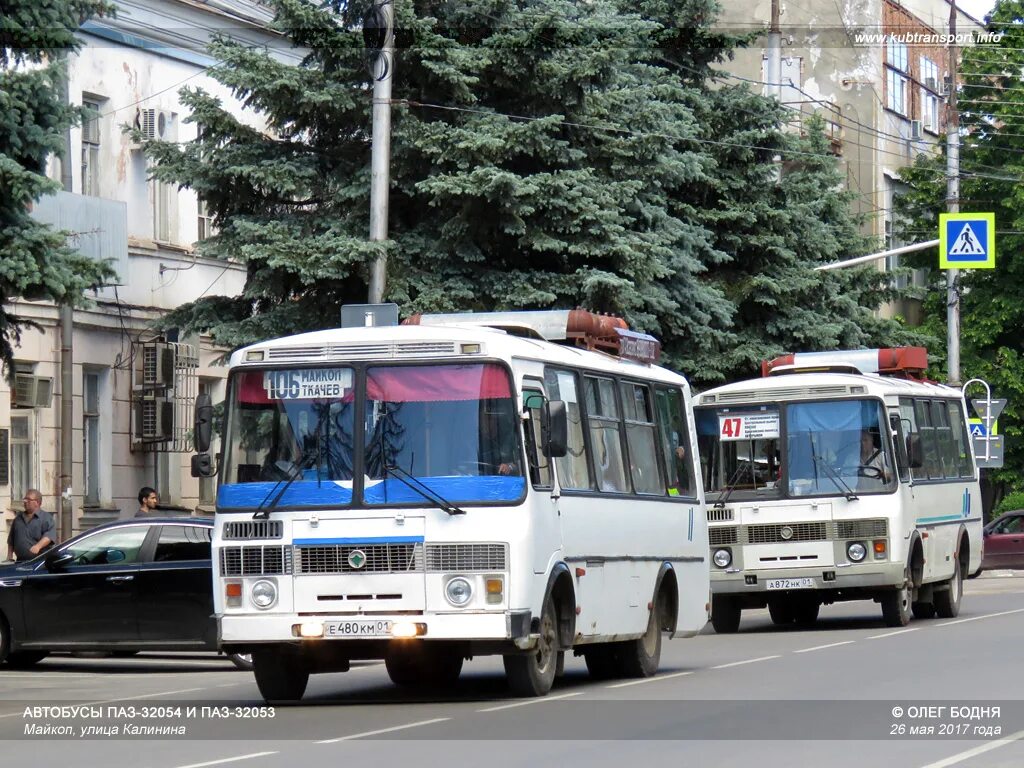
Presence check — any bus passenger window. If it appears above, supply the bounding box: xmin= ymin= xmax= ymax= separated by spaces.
xmin=656 ymin=388 xmax=694 ymax=497
xmin=522 ymin=390 xmax=552 ymax=488
xmin=585 ymin=376 xmax=628 ymax=493
xmin=544 ymin=369 xmax=592 ymax=490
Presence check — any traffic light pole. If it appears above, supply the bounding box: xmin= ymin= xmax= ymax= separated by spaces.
xmin=947 ymin=0 xmax=961 ymax=385
xmin=368 ymin=0 xmax=394 ymax=305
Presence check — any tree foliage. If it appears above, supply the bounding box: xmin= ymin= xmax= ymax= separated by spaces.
xmin=0 ymin=0 xmax=115 ymax=375
xmin=897 ymin=0 xmax=1024 ymax=493
xmin=150 ymin=0 xmax=912 ymax=387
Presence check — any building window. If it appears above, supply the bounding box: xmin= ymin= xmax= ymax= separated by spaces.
xmin=83 ymin=370 xmax=101 ymax=506
xmin=886 ymin=36 xmax=909 ymax=116
xmin=154 ymin=178 xmax=175 ymax=243
xmin=920 ymin=57 xmax=941 ymax=132
xmin=196 ymin=123 xmax=217 ymax=242
xmin=81 ymin=95 xmax=103 ymax=197
xmin=10 ymin=412 xmax=34 ymax=503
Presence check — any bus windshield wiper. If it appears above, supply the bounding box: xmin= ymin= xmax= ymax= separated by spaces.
xmin=712 ymin=464 xmax=749 ymax=510
xmin=383 ymin=463 xmax=467 ymax=516
xmin=809 ymin=435 xmax=858 ymax=501
xmin=253 ymin=410 xmax=328 ymax=520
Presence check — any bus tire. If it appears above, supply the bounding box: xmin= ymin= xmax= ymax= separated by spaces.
xmin=711 ymin=595 xmax=741 ymax=634
xmin=911 ymin=601 xmax=936 ymax=619
xmin=934 ymin=556 xmax=963 ymax=619
xmin=616 ymin=595 xmax=663 ymax=678
xmin=768 ymin=598 xmax=794 ymax=625
xmin=792 ymin=597 xmax=819 ymax=626
xmin=253 ymin=649 xmax=309 ymax=704
xmin=504 ymin=596 xmax=558 ymax=697
xmin=583 ymin=645 xmax=618 ymax=680
xmin=881 ymin=581 xmax=911 ymax=628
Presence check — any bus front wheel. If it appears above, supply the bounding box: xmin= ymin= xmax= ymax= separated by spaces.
xmin=881 ymin=580 xmax=912 ymax=628
xmin=711 ymin=595 xmax=741 ymax=633
xmin=253 ymin=649 xmax=309 ymax=704
xmin=504 ymin=596 xmax=558 ymax=697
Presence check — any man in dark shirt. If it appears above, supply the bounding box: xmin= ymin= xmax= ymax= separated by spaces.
xmin=7 ymin=489 xmax=56 ymax=561
xmin=135 ymin=487 xmax=160 ymax=517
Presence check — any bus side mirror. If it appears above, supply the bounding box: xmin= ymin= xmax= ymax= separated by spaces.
xmin=191 ymin=453 xmax=213 ymax=478
xmin=543 ymin=400 xmax=568 ymax=458
xmin=194 ymin=393 xmax=213 ymax=453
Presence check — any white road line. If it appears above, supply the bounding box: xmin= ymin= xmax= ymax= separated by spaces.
xmin=171 ymin=752 xmax=279 ymax=768
xmin=607 ymin=671 xmax=695 ymax=689
xmin=794 ymin=641 xmax=856 ymax=654
xmin=316 ymin=717 xmax=450 ymax=743
xmin=0 ymin=686 xmax=207 ymax=719
xmin=477 ymin=691 xmax=583 ymax=712
xmin=711 ymin=655 xmax=780 ymax=669
xmin=867 ymin=628 xmax=920 ymax=639
xmin=937 ymin=608 xmax=1024 ymax=626
xmin=917 ymin=728 xmax=1024 ymax=768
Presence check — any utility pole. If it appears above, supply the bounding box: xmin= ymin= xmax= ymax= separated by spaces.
xmin=947 ymin=0 xmax=961 ymax=385
xmin=767 ymin=0 xmax=783 ymax=102
xmin=58 ymin=58 xmax=74 ymax=542
xmin=367 ymin=0 xmax=394 ymax=305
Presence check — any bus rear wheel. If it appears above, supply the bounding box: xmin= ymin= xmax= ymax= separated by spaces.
xmin=504 ymin=596 xmax=558 ymax=697
xmin=934 ymin=557 xmax=963 ymax=618
xmin=253 ymin=649 xmax=309 ymax=704
xmin=792 ymin=597 xmax=819 ymax=626
xmin=768 ymin=598 xmax=794 ymax=625
xmin=615 ymin=596 xmax=663 ymax=678
xmin=711 ymin=595 xmax=741 ymax=633
xmin=911 ymin=601 xmax=936 ymax=619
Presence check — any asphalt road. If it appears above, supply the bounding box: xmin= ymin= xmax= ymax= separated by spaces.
xmin=2 ymin=573 xmax=1023 ymax=767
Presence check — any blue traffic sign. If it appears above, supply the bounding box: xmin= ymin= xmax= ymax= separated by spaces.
xmin=940 ymin=213 xmax=995 ymax=269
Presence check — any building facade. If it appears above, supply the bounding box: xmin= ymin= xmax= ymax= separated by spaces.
xmin=1 ymin=0 xmax=296 ymax=537
xmin=716 ymin=0 xmax=986 ymax=322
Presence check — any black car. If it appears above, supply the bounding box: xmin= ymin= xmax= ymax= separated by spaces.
xmin=0 ymin=517 xmax=249 ymax=669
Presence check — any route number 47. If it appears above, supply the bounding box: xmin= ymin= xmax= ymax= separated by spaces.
xmin=720 ymin=417 xmax=743 ymax=438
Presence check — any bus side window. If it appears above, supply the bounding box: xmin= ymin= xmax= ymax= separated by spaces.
xmin=889 ymin=414 xmax=911 ymax=483
xmin=900 ymin=398 xmax=927 ymax=481
xmin=544 ymin=369 xmax=593 ymax=491
xmin=522 ymin=389 xmax=552 ymax=488
xmin=656 ymin=388 xmax=694 ymax=498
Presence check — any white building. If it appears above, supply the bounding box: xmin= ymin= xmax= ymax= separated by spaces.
xmin=2 ymin=0 xmax=296 ymax=536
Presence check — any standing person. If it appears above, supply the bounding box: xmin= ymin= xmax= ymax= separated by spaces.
xmin=7 ymin=489 xmax=56 ymax=561
xmin=136 ymin=487 xmax=160 ymax=517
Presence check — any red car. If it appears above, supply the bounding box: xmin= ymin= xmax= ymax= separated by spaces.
xmin=981 ymin=510 xmax=1024 ymax=571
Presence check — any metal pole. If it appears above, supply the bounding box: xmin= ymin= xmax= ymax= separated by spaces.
xmin=367 ymin=0 xmax=394 ymax=305
xmin=768 ymin=0 xmax=783 ymax=102
xmin=947 ymin=0 xmax=961 ymax=385
xmin=815 ymin=239 xmax=940 ymax=271
xmin=58 ymin=59 xmax=74 ymax=542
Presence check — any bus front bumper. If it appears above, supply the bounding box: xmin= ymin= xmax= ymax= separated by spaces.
xmin=711 ymin=561 xmax=906 ymax=594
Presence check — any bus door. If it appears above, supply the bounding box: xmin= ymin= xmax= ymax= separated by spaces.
xmin=522 ymin=379 xmax=562 ymax=577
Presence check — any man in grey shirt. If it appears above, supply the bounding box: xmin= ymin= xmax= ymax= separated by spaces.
xmin=7 ymin=489 xmax=56 ymax=561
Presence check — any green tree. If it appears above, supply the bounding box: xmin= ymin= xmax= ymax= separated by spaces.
xmin=150 ymin=0 xmax=910 ymax=387
xmin=0 ymin=0 xmax=115 ymax=374
xmin=897 ymin=0 xmax=1024 ymax=499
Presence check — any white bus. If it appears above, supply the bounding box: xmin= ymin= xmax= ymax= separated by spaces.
xmin=195 ymin=309 xmax=709 ymax=702
xmin=694 ymin=347 xmax=983 ymax=633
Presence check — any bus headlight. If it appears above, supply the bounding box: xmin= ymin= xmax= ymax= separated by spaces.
xmin=713 ymin=548 xmax=732 ymax=568
xmin=847 ymin=542 xmax=867 ymax=563
xmin=444 ymin=577 xmax=473 ymax=607
xmin=251 ymin=579 xmax=278 ymax=609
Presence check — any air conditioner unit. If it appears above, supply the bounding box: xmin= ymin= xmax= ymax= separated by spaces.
xmin=134 ymin=396 xmax=175 ymax=442
xmin=910 ymin=120 xmax=923 ymax=140
xmin=135 ymin=342 xmax=176 ymax=390
xmin=134 ymin=109 xmax=176 ymax=142
xmin=12 ymin=375 xmax=53 ymax=408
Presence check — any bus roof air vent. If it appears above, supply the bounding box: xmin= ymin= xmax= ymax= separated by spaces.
xmin=760 ymin=347 xmax=929 ymax=380
xmin=403 ymin=309 xmax=661 ymax=364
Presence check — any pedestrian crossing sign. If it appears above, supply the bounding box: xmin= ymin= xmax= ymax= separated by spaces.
xmin=940 ymin=212 xmax=995 ymax=269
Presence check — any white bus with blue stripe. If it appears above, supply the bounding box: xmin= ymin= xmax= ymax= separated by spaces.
xmin=694 ymin=347 xmax=983 ymax=633
xmin=199 ymin=310 xmax=709 ymax=702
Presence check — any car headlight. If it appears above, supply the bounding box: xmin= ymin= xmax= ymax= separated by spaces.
xmin=444 ymin=577 xmax=473 ymax=606
xmin=251 ymin=579 xmax=278 ymax=609
xmin=713 ymin=548 xmax=732 ymax=568
xmin=847 ymin=542 xmax=867 ymax=563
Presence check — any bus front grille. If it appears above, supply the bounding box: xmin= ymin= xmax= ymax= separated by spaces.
xmin=747 ymin=522 xmax=828 ymax=544
xmin=425 ymin=543 xmax=508 ymax=572
xmin=296 ymin=543 xmax=424 ymax=574
xmin=220 ymin=545 xmax=291 ymax=576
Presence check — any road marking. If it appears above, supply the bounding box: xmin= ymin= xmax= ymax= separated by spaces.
xmin=171 ymin=753 xmax=279 ymax=768
xmin=937 ymin=607 xmax=1024 ymax=626
xmin=607 ymin=670 xmax=695 ymax=689
xmin=917 ymin=728 xmax=1024 ymax=768
xmin=794 ymin=641 xmax=855 ymax=654
xmin=867 ymin=628 xmax=920 ymax=639
xmin=478 ymin=691 xmax=583 ymax=712
xmin=316 ymin=717 xmax=450 ymax=743
xmin=711 ymin=655 xmax=780 ymax=669
xmin=0 ymin=686 xmax=208 ymax=719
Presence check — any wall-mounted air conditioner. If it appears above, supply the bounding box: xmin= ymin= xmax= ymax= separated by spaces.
xmin=12 ymin=375 xmax=53 ymax=408
xmin=133 ymin=396 xmax=174 ymax=442
xmin=131 ymin=108 xmax=177 ymax=148
xmin=135 ymin=342 xmax=176 ymax=390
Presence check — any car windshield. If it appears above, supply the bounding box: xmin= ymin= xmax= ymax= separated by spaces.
xmin=218 ymin=362 xmax=524 ymax=509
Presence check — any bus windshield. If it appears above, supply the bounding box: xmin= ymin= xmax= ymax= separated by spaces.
xmin=697 ymin=398 xmax=896 ymax=500
xmin=218 ymin=362 xmax=525 ymax=509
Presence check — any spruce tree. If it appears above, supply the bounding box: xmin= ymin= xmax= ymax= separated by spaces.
xmin=0 ymin=0 xmax=115 ymax=374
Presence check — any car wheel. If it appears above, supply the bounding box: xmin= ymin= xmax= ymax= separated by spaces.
xmin=228 ymin=652 xmax=254 ymax=671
